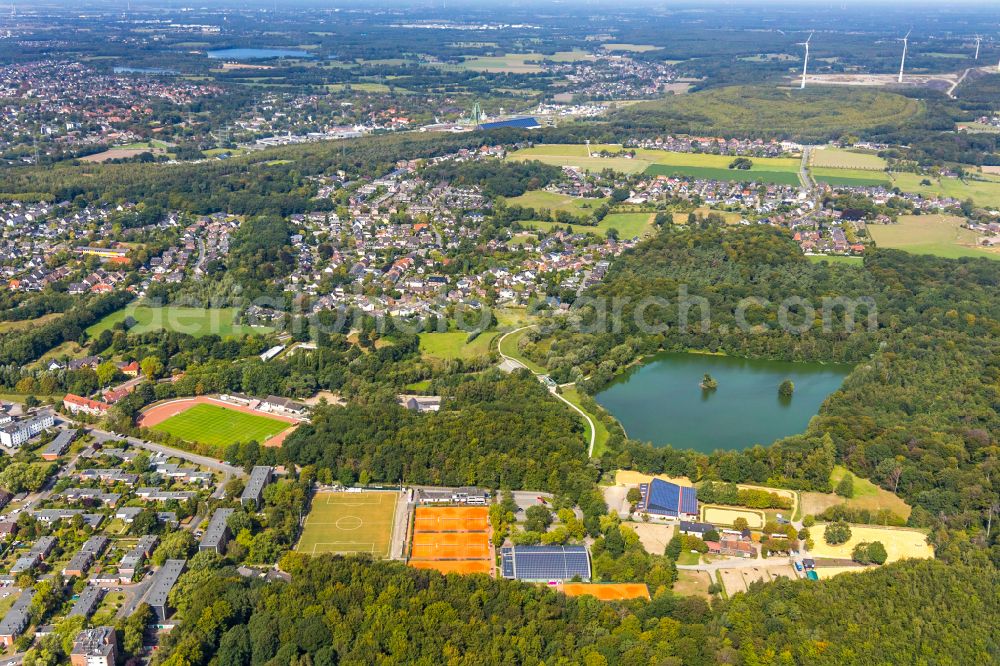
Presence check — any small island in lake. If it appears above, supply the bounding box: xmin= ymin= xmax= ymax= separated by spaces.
xmin=778 ymin=379 xmax=795 ymax=397
xmin=700 ymin=373 xmax=718 ymax=390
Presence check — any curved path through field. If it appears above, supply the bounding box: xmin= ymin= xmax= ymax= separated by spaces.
xmin=138 ymin=396 xmax=300 ymax=447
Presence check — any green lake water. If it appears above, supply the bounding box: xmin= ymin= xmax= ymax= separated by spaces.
xmin=594 ymin=352 xmax=852 ymax=452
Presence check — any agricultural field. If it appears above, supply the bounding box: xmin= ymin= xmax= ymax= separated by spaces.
xmin=505 ymin=189 xmax=608 ymax=215
xmin=801 ymin=465 xmax=912 ymax=520
xmin=890 ymin=171 xmax=1000 ymax=208
xmin=811 ymin=524 xmax=933 ymax=563
xmin=867 ymin=214 xmax=998 ymax=260
xmin=602 ymin=43 xmax=660 ymax=52
xmin=148 ymin=403 xmax=293 ymax=448
xmin=510 ymin=144 xmax=801 ymax=183
xmin=419 ymin=330 xmax=498 ymax=361
xmin=810 ymin=148 xmax=887 ymax=170
xmin=812 ymin=167 xmax=891 ymax=187
xmin=702 ymin=505 xmax=765 ymax=529
xmin=297 ymin=491 xmax=399 ymax=558
xmin=614 ymin=86 xmax=923 ymax=142
xmin=86 ymin=304 xmax=275 ymax=337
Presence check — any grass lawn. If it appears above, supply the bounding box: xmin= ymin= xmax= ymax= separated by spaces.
xmin=86 ymin=304 xmax=275 ymax=338
xmin=419 ymin=330 xmax=498 ymax=361
xmin=523 ymin=212 xmax=655 ymax=239
xmin=505 ymin=189 xmax=608 ymax=215
xmin=677 ymin=550 xmax=701 ymax=565
xmin=891 ymin=171 xmax=1000 ymax=208
xmin=867 ymin=214 xmax=998 ymax=260
xmin=405 ymin=379 xmax=432 ymax=392
xmin=0 ymin=313 xmax=63 ymax=333
xmin=297 ymin=491 xmax=398 ymax=557
xmin=497 ymin=327 xmax=547 ymax=374
xmin=812 ymin=167 xmax=891 ymax=187
xmin=152 ymin=403 xmax=292 ymax=448
xmin=810 ymin=148 xmax=887 ymax=170
xmin=560 ymin=385 xmax=610 ymax=457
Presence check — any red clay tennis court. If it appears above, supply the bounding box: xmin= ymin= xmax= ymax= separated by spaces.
xmin=408 ymin=506 xmax=492 ymax=574
xmin=413 ymin=506 xmax=489 ymax=532
xmin=560 ymin=583 xmax=651 ymax=601
xmin=410 ymin=560 xmax=493 ymax=575
xmin=411 ymin=532 xmax=490 ymax=560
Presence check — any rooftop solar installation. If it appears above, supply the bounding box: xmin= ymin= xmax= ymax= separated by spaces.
xmin=500 ymin=545 xmax=591 ymax=581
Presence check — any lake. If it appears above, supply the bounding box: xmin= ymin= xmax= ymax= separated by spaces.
xmin=594 ymin=352 xmax=852 ymax=452
xmin=206 ymin=48 xmax=314 ymax=60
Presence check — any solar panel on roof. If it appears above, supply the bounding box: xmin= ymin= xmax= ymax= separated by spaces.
xmin=501 ymin=545 xmax=590 ymax=581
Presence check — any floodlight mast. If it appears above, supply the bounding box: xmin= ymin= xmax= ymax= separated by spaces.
xmin=798 ymin=32 xmax=814 ymax=89
xmin=898 ymin=30 xmax=911 ymax=84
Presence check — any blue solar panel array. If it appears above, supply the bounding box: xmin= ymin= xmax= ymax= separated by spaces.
xmin=479 ymin=117 xmax=540 ymax=130
xmin=500 ymin=545 xmax=591 ymax=581
xmin=645 ymin=479 xmax=698 ymax=516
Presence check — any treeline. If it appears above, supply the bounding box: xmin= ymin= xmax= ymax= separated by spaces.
xmin=280 ymin=371 xmax=598 ymax=502
xmin=699 ymin=480 xmax=793 ymax=510
xmin=0 ymin=292 xmax=132 ymax=366
xmin=422 ymin=158 xmax=562 ymax=198
xmin=153 ymin=554 xmax=997 ymax=666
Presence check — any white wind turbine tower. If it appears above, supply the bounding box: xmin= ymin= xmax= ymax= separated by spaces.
xmin=798 ymin=31 xmax=814 ymax=89
xmin=974 ymin=35 xmax=981 ymax=60
xmin=897 ymin=29 xmax=911 ymax=84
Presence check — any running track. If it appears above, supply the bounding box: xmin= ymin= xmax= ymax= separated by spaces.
xmin=137 ymin=396 xmax=301 ymax=447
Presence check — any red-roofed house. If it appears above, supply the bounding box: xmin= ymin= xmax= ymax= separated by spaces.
xmin=63 ymin=394 xmax=111 ymax=417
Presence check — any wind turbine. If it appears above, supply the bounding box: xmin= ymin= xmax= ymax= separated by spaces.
xmin=897 ymin=29 xmax=911 ymax=84
xmin=798 ymin=31 xmax=814 ymax=89
xmin=974 ymin=35 xmax=981 ymax=60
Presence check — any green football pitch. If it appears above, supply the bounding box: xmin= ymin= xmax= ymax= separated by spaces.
xmin=296 ymin=491 xmax=399 ymax=558
xmin=151 ymin=403 xmax=292 ymax=448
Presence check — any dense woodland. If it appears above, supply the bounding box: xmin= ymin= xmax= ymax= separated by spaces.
xmin=520 ymin=225 xmax=999 ymax=565
xmin=151 ymin=554 xmax=996 ymax=666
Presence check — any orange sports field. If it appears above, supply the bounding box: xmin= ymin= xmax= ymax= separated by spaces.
xmin=408 ymin=506 xmax=492 ymax=576
xmin=560 ymin=583 xmax=651 ymax=601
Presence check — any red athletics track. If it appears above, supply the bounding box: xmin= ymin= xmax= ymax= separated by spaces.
xmin=136 ymin=396 xmax=301 ymax=447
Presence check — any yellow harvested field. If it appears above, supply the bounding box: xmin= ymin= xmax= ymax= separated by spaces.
xmin=702 ymin=505 xmax=765 ymax=529
xmin=811 ymin=524 xmax=933 ymax=563
xmin=614 ymin=470 xmax=693 ymax=487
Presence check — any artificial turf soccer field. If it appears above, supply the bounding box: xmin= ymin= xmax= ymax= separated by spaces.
xmin=296 ymin=491 xmax=399 ymax=557
xmin=150 ymin=403 xmax=292 ymax=448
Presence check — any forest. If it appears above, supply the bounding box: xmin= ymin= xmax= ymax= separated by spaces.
xmin=151 ymin=554 xmax=996 ymax=666
xmin=520 ymin=225 xmax=999 ymax=565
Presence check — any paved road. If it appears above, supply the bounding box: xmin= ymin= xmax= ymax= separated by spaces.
xmin=117 ymin=574 xmax=155 ymax=619
xmin=799 ymin=146 xmax=815 ymax=191
xmin=678 ymin=556 xmax=804 ymax=575
xmin=88 ymin=427 xmax=247 ymax=479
